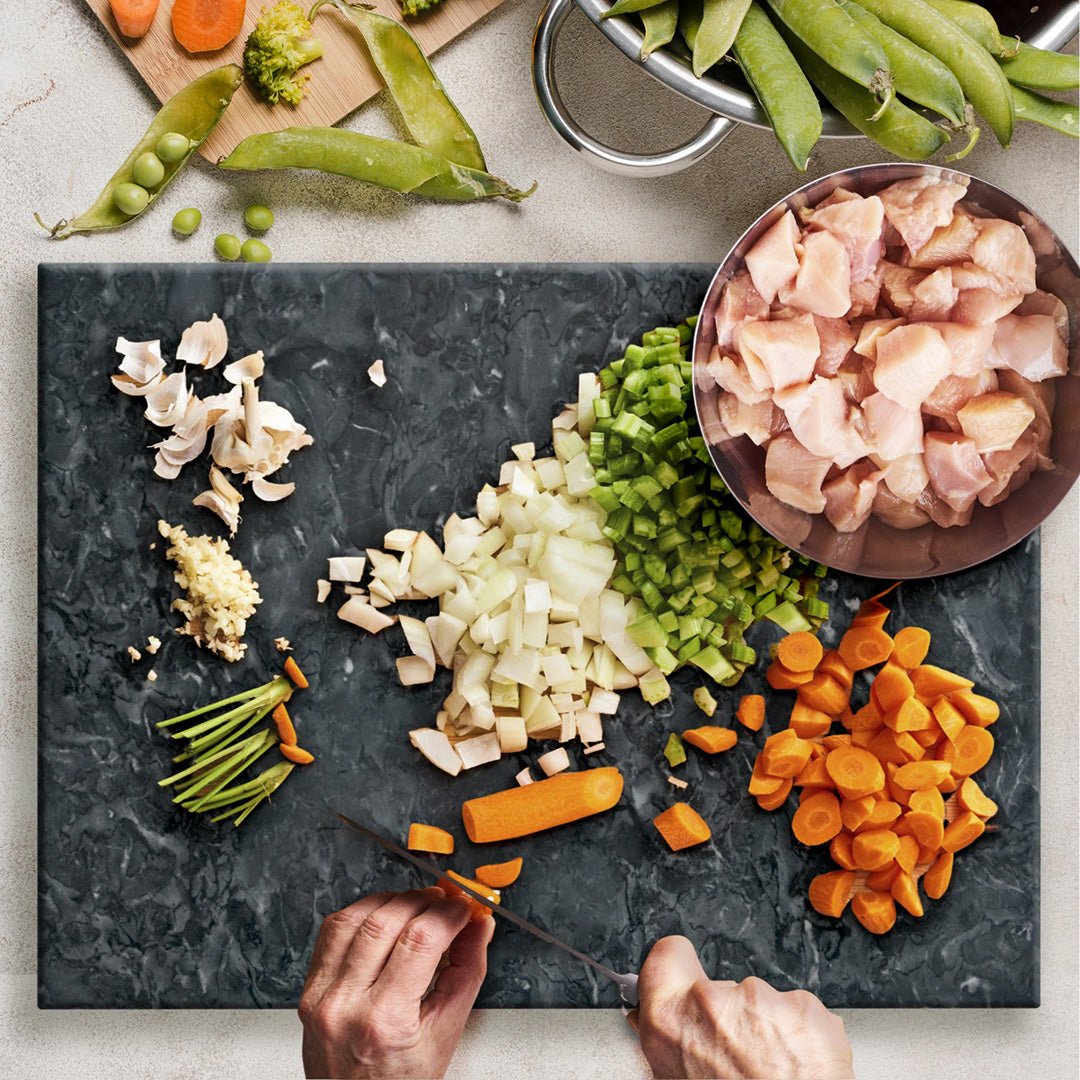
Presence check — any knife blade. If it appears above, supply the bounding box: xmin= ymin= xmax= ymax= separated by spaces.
xmin=330 ymin=808 xmax=639 ymax=1007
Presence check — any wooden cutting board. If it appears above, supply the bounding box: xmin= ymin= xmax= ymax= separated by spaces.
xmin=85 ymin=0 xmax=509 ymax=160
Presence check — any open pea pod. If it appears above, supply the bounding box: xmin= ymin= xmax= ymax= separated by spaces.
xmin=310 ymin=0 xmax=486 ymax=172
xmin=37 ymin=65 xmax=243 ymax=239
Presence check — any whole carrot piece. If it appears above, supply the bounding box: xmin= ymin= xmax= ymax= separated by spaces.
xmin=111 ymin=0 xmax=160 ymax=38
xmin=173 ymin=0 xmax=247 ymax=53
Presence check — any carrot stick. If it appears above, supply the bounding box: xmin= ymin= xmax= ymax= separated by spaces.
xmin=283 ymin=656 xmax=309 ymax=689
xmin=948 ymin=690 xmax=1000 ymax=727
xmin=808 ymin=870 xmax=855 ymax=917
xmin=817 ymin=649 xmax=854 ymax=689
xmin=474 ymin=857 xmax=523 ymax=888
xmin=776 ymin=632 xmax=823 ymax=673
xmin=851 ymin=891 xmax=896 ymax=934
xmin=957 ymin=777 xmax=998 ymax=819
xmin=889 ymin=626 xmax=931 ymax=669
xmin=851 ymin=828 xmax=900 ymax=870
xmin=825 ymin=746 xmax=885 ymax=799
xmin=407 ymin=823 xmax=455 ymax=855
xmin=172 ymin=0 xmax=247 ymax=53
xmin=111 ymin=0 xmax=160 ymax=38
xmin=736 ymin=694 xmax=765 ymax=731
xmin=761 ymin=730 xmax=812 ymax=778
xmin=829 ymin=831 xmax=858 ymax=870
xmin=938 ymin=725 xmax=994 ymax=777
xmin=791 ymin=791 xmax=842 ymax=846
xmin=789 ymin=700 xmax=832 ymax=739
xmin=755 ymin=778 xmax=793 ymax=811
xmin=890 ymin=871 xmax=924 ymax=917
xmin=654 ymin=802 xmax=711 ymax=851
xmin=272 ymin=702 xmax=297 ymax=746
xmin=462 ymin=768 xmax=623 ymax=843
xmin=922 ymin=851 xmax=954 ymax=899
xmin=766 ymin=660 xmax=815 ymax=691
xmin=280 ymin=743 xmax=314 ymax=764
xmin=942 ymin=810 xmax=985 ymax=852
xmin=838 ymin=627 xmax=894 ymax=671
xmin=682 ymin=726 xmax=738 ymax=754
xmin=871 ymin=663 xmax=915 ymax=713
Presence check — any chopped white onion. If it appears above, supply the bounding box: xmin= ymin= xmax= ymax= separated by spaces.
xmin=410 ymin=728 xmax=462 ymax=776
xmin=537 ymin=747 xmax=570 ymax=776
xmin=455 ymin=732 xmax=502 ymax=769
xmin=328 ymin=557 xmax=366 ymax=582
xmin=337 ymin=597 xmax=394 ymax=633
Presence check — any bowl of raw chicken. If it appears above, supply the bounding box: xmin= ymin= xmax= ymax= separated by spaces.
xmin=693 ymin=162 xmax=1080 ymax=578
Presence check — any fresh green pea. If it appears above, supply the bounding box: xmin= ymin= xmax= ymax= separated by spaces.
xmin=114 ymin=182 xmax=150 ymax=216
xmin=733 ymin=1 xmax=821 ymax=172
xmin=1011 ymin=84 xmax=1079 ymax=138
xmin=998 ymin=42 xmax=1080 ymax=92
xmin=156 ymin=132 xmax=191 ymax=163
xmin=241 ymin=238 xmax=273 ymax=263
xmin=244 ymin=204 xmax=275 ymax=231
xmin=172 ymin=208 xmax=202 ymax=235
xmin=694 ymin=0 xmax=751 ymax=78
xmin=133 ymin=151 xmax=166 ymax=189
xmin=639 ymin=0 xmax=679 ymax=61
xmin=214 ymin=233 xmax=242 ymax=260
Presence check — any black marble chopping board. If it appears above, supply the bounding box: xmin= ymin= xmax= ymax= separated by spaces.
xmin=38 ymin=264 xmax=1039 ymax=1009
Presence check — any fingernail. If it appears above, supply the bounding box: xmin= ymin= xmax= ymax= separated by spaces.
xmin=625 ymin=1008 xmax=639 ymax=1033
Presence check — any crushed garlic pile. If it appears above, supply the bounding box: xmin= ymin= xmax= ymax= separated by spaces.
xmin=158 ymin=520 xmax=262 ymax=662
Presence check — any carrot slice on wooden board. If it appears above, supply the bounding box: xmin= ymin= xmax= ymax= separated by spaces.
xmin=766 ymin=660 xmax=815 ymax=691
xmin=407 ymin=823 xmax=454 ymax=855
xmin=856 ymin=800 xmax=901 ymax=832
xmin=461 ymin=767 xmax=623 ymax=843
xmin=850 ymin=598 xmax=891 ymax=631
xmin=440 ymin=873 xmax=499 ymax=921
xmin=908 ymin=787 xmax=945 ymax=819
xmin=798 ymin=673 xmax=849 ymax=715
xmin=789 ymin=700 xmax=832 ymax=739
xmin=272 ymin=702 xmax=297 ymax=746
xmin=111 ymin=0 xmax=160 ymax=37
xmin=838 ymin=627 xmax=893 ymax=671
xmin=957 ymin=777 xmax=998 ymax=818
xmin=891 ymin=871 xmax=924 ymax=916
xmin=840 ymin=795 xmax=875 ymax=832
xmin=280 ymin=743 xmax=314 ymax=764
xmin=851 ymin=828 xmax=900 ymax=870
xmin=682 ymin=726 xmax=738 ymax=754
xmin=172 ymin=0 xmax=247 ymax=53
xmin=922 ymin=850 xmax=954 ymax=899
xmin=865 ymin=863 xmax=900 ymax=892
xmin=830 ymin=831 xmax=858 ymax=870
xmin=938 ymin=725 xmax=994 ymax=776
xmin=889 ymin=626 xmax=931 ymax=669
xmin=817 ymin=649 xmax=854 ymax=689
xmin=942 ymin=810 xmax=985 ymax=852
xmin=736 ymin=694 xmax=765 ymax=731
xmin=826 ymin=746 xmax=885 ymax=799
xmin=755 ymin=778 xmax=793 ymax=811
xmin=791 ymin=791 xmax=842 ymax=845
xmin=894 ymin=760 xmax=952 ymax=790
xmin=794 ymin=756 xmax=833 ymax=788
xmin=474 ymin=857 xmax=523 ymax=888
xmin=883 ymin=698 xmax=934 ymax=733
xmin=851 ymin=891 xmax=896 ymax=934
xmin=949 ymin=690 xmax=1000 ymax=727
xmin=761 ymin=730 xmax=813 ymax=778
xmin=909 ymin=664 xmax=974 ymax=700
xmin=776 ymin=631 xmax=823 ymax=672
xmin=871 ymin=664 xmax=915 ymax=713
xmin=902 ymin=810 xmax=945 ymax=850
xmin=749 ymin=754 xmax=785 ymax=796
xmin=808 ymin=870 xmax=855 ymax=917
xmin=895 ymin=833 xmax=920 ymax=875
xmin=654 ymin=802 xmax=711 ymax=851
xmin=283 ymin=656 xmax=309 ymax=689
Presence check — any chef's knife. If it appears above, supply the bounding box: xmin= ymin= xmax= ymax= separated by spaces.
xmin=330 ymin=808 xmax=639 ymax=1007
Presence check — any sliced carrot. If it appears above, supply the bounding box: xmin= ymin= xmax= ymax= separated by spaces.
xmin=817 ymin=649 xmax=854 ymax=689
xmin=776 ymin=631 xmax=823 ymax=673
xmin=682 ymin=726 xmax=738 ymax=754
xmin=766 ymin=660 xmax=815 ymax=691
xmin=851 ymin=729 xmax=876 ymax=749
xmin=850 ymin=598 xmax=891 ymax=631
xmin=845 ymin=703 xmax=885 ymax=734
xmin=808 ymin=870 xmax=855 ymax=917
xmin=789 ymin=700 xmax=832 ymax=739
xmin=851 ymin=891 xmax=897 ymax=934
xmin=830 ymin=831 xmax=858 ymax=870
xmin=749 ymin=753 xmax=785 ymax=796
xmin=807 ymin=741 xmax=827 ymax=760
xmin=838 ymin=627 xmax=893 ymax=671
xmin=407 ymin=823 xmax=455 ymax=855
xmin=938 ymin=725 xmax=994 ymax=777
xmin=889 ymin=626 xmax=931 ymax=669
xmin=840 ymin=795 xmax=875 ymax=832
xmin=938 ymin=773 xmax=958 ymax=794
xmin=922 ymin=851 xmax=954 ymax=899
xmin=272 ymin=702 xmax=297 ymax=746
xmin=908 ymin=787 xmax=945 ymax=819
xmin=799 ymin=785 xmax=831 ymax=804
xmin=736 ymin=694 xmax=765 ymax=731
xmin=911 ymin=727 xmax=942 ymax=749
xmin=902 ymin=810 xmax=944 ymax=850
xmin=894 ymin=760 xmax=952 ymax=790
xmin=826 ymin=746 xmax=885 ymax=799
xmin=110 ymin=0 xmax=160 ymax=38
xmin=856 ymin=800 xmax=901 ymax=832
xmin=792 ymin=791 xmax=842 ymax=846
xmin=917 ymin=840 xmax=941 ymax=865
xmin=821 ymin=733 xmax=853 ymax=751
xmin=883 ymin=698 xmax=933 ymax=733
xmin=798 ymin=674 xmax=849 ymax=715
xmin=909 ymin=664 xmax=974 ymax=701
xmin=654 ymin=802 xmax=711 ymax=851
xmin=441 ymin=872 xmax=499 ymax=921
xmin=895 ymin=833 xmax=920 ymax=875
xmin=172 ymin=0 xmax=247 ymax=53
xmin=283 ymin=656 xmax=309 ymax=689
xmin=932 ymin=697 xmax=967 ymax=743
xmin=957 ymin=777 xmax=998 ymax=819
xmin=884 ymin=763 xmax=912 ymax=807
xmin=867 ymin=729 xmax=912 ymax=765
xmin=890 ymin=871 xmax=924 ymax=916
xmin=865 ymin=863 xmax=900 ymax=892
xmin=474 ymin=857 xmax=523 ymax=888
xmin=851 ymin=828 xmax=900 ymax=871
xmin=949 ymin=690 xmax=1000 ymax=728
xmin=942 ymin=810 xmax=985 ymax=852
xmin=794 ymin=756 xmax=833 ymax=789
xmin=872 ymin=663 xmax=915 ymax=713
xmin=280 ymin=743 xmax=314 ymax=764
xmin=755 ymin=778 xmax=793 ymax=811
xmin=761 ymin=730 xmax=812 ymax=778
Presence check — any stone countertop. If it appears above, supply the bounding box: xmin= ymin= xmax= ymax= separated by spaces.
xmin=2 ymin=1 xmax=1077 ymax=1077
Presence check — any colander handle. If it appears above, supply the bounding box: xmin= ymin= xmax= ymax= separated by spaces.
xmin=532 ymin=0 xmax=736 ymax=178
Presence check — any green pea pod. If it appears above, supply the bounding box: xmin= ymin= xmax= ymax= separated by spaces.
xmin=1012 ymin=84 xmax=1080 ymax=138
xmin=601 ymin=0 xmax=670 ymax=19
xmin=36 ymin=65 xmax=243 ymax=240
xmin=998 ymin=42 xmax=1080 ymax=92
xmin=693 ymin=0 xmax=751 ymax=78
xmin=733 ymin=1 xmax=821 ymax=171
xmin=848 ymin=0 xmax=1015 ymax=147
xmin=310 ymin=0 xmax=486 ymax=172
xmin=639 ymin=0 xmax=680 ymax=60
xmin=762 ymin=0 xmax=893 ymax=110
xmin=921 ymin=0 xmax=1012 ymax=56
xmin=218 ymin=127 xmax=535 ymax=202
xmin=835 ymin=0 xmax=966 ymax=125
xmin=678 ymin=0 xmax=704 ymax=53
xmin=780 ymin=24 xmax=948 ymax=160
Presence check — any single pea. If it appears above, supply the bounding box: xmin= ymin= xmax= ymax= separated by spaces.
xmin=132 ymin=151 xmax=166 ymax=190
xmin=241 ymin=238 xmax=273 ymax=263
xmin=156 ymin=132 xmax=191 ymax=163
xmin=113 ymin=182 xmax=149 ymax=217
xmin=172 ymin=208 xmax=202 ymax=236
xmin=214 ymin=233 xmax=243 ymax=260
xmin=244 ymin=204 xmax=275 ymax=231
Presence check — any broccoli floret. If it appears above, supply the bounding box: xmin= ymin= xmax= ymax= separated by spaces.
xmin=399 ymin=0 xmax=445 ymax=17
xmin=244 ymin=2 xmax=324 ymax=106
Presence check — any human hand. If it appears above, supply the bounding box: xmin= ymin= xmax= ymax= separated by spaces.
xmin=299 ymin=887 xmax=494 ymax=1079
xmin=628 ymin=936 xmax=854 ymax=1080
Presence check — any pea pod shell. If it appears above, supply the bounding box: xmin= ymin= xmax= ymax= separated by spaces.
xmin=310 ymin=0 xmax=486 ymax=172
xmin=693 ymin=0 xmax=752 ymax=78
xmin=999 ymin=42 xmax=1080 ymax=92
xmin=678 ymin=0 xmax=704 ymax=53
xmin=601 ymin=0 xmax=671 ymax=18
xmin=1011 ymin=85 xmax=1079 ymax=138
xmin=639 ymin=0 xmax=680 ymax=60
xmin=217 ymin=127 xmax=534 ymax=202
xmin=921 ymin=0 xmax=1009 ymax=56
xmin=38 ymin=65 xmax=243 ymax=239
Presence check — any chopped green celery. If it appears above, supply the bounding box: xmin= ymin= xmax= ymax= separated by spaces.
xmin=705 ymin=627 xmax=727 ymax=649
xmin=700 ymin=508 xmax=716 ymax=528
xmin=611 ymin=574 xmax=637 ymax=595
xmin=624 ymin=551 xmax=642 ymax=572
xmin=691 ymin=568 xmax=715 ymax=594
xmin=693 ymin=686 xmax=718 ymax=716
xmin=629 ymin=612 xmax=667 ymax=647
xmin=647 ymin=645 xmax=679 ymax=674
xmin=632 ymin=515 xmax=657 ymax=538
xmin=753 ymin=593 xmax=778 ymax=618
xmin=632 ymin=474 xmax=663 ymax=500
xmin=690 ymin=646 xmax=736 ymax=683
xmin=594 ymin=467 xmax=614 ymax=485
xmin=667 ymin=586 xmax=694 ymax=612
xmin=670 ymin=564 xmax=690 ymax=591
xmin=654 ymin=460 xmax=679 ymax=489
xmin=644 ymin=553 xmax=667 ymax=584
xmin=804 ymin=597 xmax=830 ymax=620
xmin=677 ymin=615 xmax=701 ymax=640
xmin=756 ymin=565 xmax=780 ymax=590
xmin=766 ymin=601 xmax=812 ymax=633
xmin=624 ymin=344 xmax=645 ymax=369
xmin=676 ymin=637 xmax=702 ymax=663
xmin=657 ymin=610 xmax=678 ymax=634
xmin=728 ymin=641 xmax=757 ymax=664
xmin=641 ymin=669 xmax=671 ymax=705
xmin=589 ymin=430 xmax=607 ymax=466
xmin=693 ymin=597 xmax=717 ymax=618
xmin=657 ymin=527 xmax=689 ymax=555
xmin=617 ymin=486 xmax=646 ymax=512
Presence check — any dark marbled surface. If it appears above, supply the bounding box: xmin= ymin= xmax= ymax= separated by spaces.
xmin=38 ymin=264 xmax=1038 ymax=1009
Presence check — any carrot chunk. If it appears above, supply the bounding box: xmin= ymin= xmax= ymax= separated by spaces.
xmin=808 ymin=870 xmax=855 ymax=918
xmin=851 ymin=891 xmax=897 ymax=934
xmin=682 ymin=726 xmax=738 ymax=754
xmin=794 ymin=756 xmax=833 ymax=789
xmin=407 ymin=823 xmax=455 ymax=855
xmin=902 ymin=810 xmax=945 ymax=850
xmin=890 ymin=871 xmax=924 ymax=917
xmin=957 ymin=777 xmax=998 ymax=819
xmin=798 ymin=673 xmax=849 ymax=715
xmin=474 ymin=857 xmax=523 ymax=889
xmin=856 ymin=800 xmax=901 ymax=831
xmin=110 ymin=0 xmax=160 ymax=39
xmin=736 ymin=694 xmax=765 ymax=731
xmin=850 ymin=599 xmax=891 ymax=631
xmin=909 ymin=664 xmax=974 ymax=701
xmin=895 ymin=833 xmax=920 ymax=875
xmin=865 ymin=863 xmax=900 ymax=892
xmin=922 ymin=851 xmax=954 ymax=899
xmin=749 ymin=753 xmax=785 ymax=796
xmin=776 ymin=631 xmax=824 ymax=673
xmin=852 ymin=828 xmax=901 ymax=870
xmin=441 ymin=872 xmax=499 ymax=921
xmin=889 ymin=626 xmax=931 ymax=669
xmin=654 ymin=802 xmax=711 ymax=851
xmin=949 ymin=689 xmax=1000 ymax=727
xmin=283 ymin=656 xmax=309 ymax=689
xmin=761 ymin=730 xmax=812 ymax=778
xmin=792 ymin=791 xmax=842 ymax=846
xmin=830 ymin=831 xmax=858 ymax=870
xmin=755 ymin=778 xmax=793 ymax=811
xmin=932 ymin=697 xmax=967 ymax=743
xmin=883 ymin=698 xmax=933 ymax=733
xmin=938 ymin=725 xmax=994 ymax=777
xmin=826 ymin=746 xmax=885 ymax=799
xmin=789 ymin=700 xmax=832 ymax=739
xmin=272 ymin=702 xmax=298 ymax=746
xmin=817 ymin=649 xmax=854 ymax=689
xmin=846 ymin=702 xmax=885 ymax=733
xmin=840 ymin=795 xmax=875 ymax=832
xmin=280 ymin=743 xmax=314 ymax=764
xmin=766 ymin=660 xmax=815 ymax=691
xmin=942 ymin=810 xmax=985 ymax=852
xmin=838 ymin=627 xmax=893 ymax=671
xmin=871 ymin=663 xmax=915 ymax=713
xmin=172 ymin=0 xmax=246 ymax=53
xmin=908 ymin=787 xmax=945 ymax=819
xmin=894 ymin=760 xmax=952 ymax=790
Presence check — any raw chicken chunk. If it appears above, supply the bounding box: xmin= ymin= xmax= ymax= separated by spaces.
xmin=878 ymin=175 xmax=969 ymax=255
xmin=873 ymin=324 xmax=952 ymax=411
xmin=717 ymin=393 xmax=787 ymax=446
xmin=735 ymin=315 xmax=820 ymax=392
xmin=990 ymin=314 xmax=1068 ymax=381
xmin=922 ymin=370 xmax=998 ymax=427
xmin=909 ymin=267 xmax=958 ymax=323
xmin=744 ymin=211 xmax=801 ymax=304
xmin=705 ymin=347 xmax=771 ymax=405
xmin=765 ymin=433 xmax=833 ymax=514
xmin=978 ymin=430 xmax=1042 ymax=507
xmin=823 ymin=462 xmax=882 ymax=533
xmin=853 ymin=317 xmax=905 ymax=360
xmin=951 ymin=286 xmax=1024 ymax=325
xmin=923 ymin=432 xmax=992 ymax=511
xmin=715 ymin=269 xmax=770 ymax=349
xmin=957 ymin=391 xmax=1036 ymax=453
xmin=863 ymin=392 xmax=924 ymax=460
xmin=905 ymin=209 xmax=980 ymax=270
xmin=971 ymin=217 xmax=1037 ymax=295
xmin=813 ymin=315 xmax=856 ymax=376
xmin=872 ymin=452 xmax=930 ymax=503
xmin=880 ymin=264 xmax=925 ymax=317
xmin=922 ymin=322 xmax=996 ymax=377
xmin=872 ymin=484 xmax=932 ymax=530
xmin=916 ymin=486 xmax=975 ymax=528
xmin=1015 ymin=288 xmax=1070 ymax=341
xmin=996 ymin=368 xmax=1055 ymax=457
xmin=774 ymin=377 xmax=868 ymax=468
xmin=779 ymin=230 xmax=851 ymax=318
xmin=803 ymin=194 xmax=885 ymax=282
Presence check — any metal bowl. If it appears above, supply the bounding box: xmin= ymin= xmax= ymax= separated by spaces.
xmin=533 ymin=0 xmax=1080 ymax=176
xmin=691 ymin=163 xmax=1080 ymax=579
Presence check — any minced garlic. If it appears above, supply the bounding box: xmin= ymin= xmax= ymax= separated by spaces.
xmin=158 ymin=519 xmax=262 ymax=662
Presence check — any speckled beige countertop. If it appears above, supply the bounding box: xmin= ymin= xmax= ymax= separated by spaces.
xmin=1 ymin=2 xmax=1077 ymax=1077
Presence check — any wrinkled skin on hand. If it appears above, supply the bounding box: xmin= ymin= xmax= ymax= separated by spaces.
xmin=299 ymin=887 xmax=494 ymax=1079
xmin=629 ymin=936 xmax=855 ymax=1080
